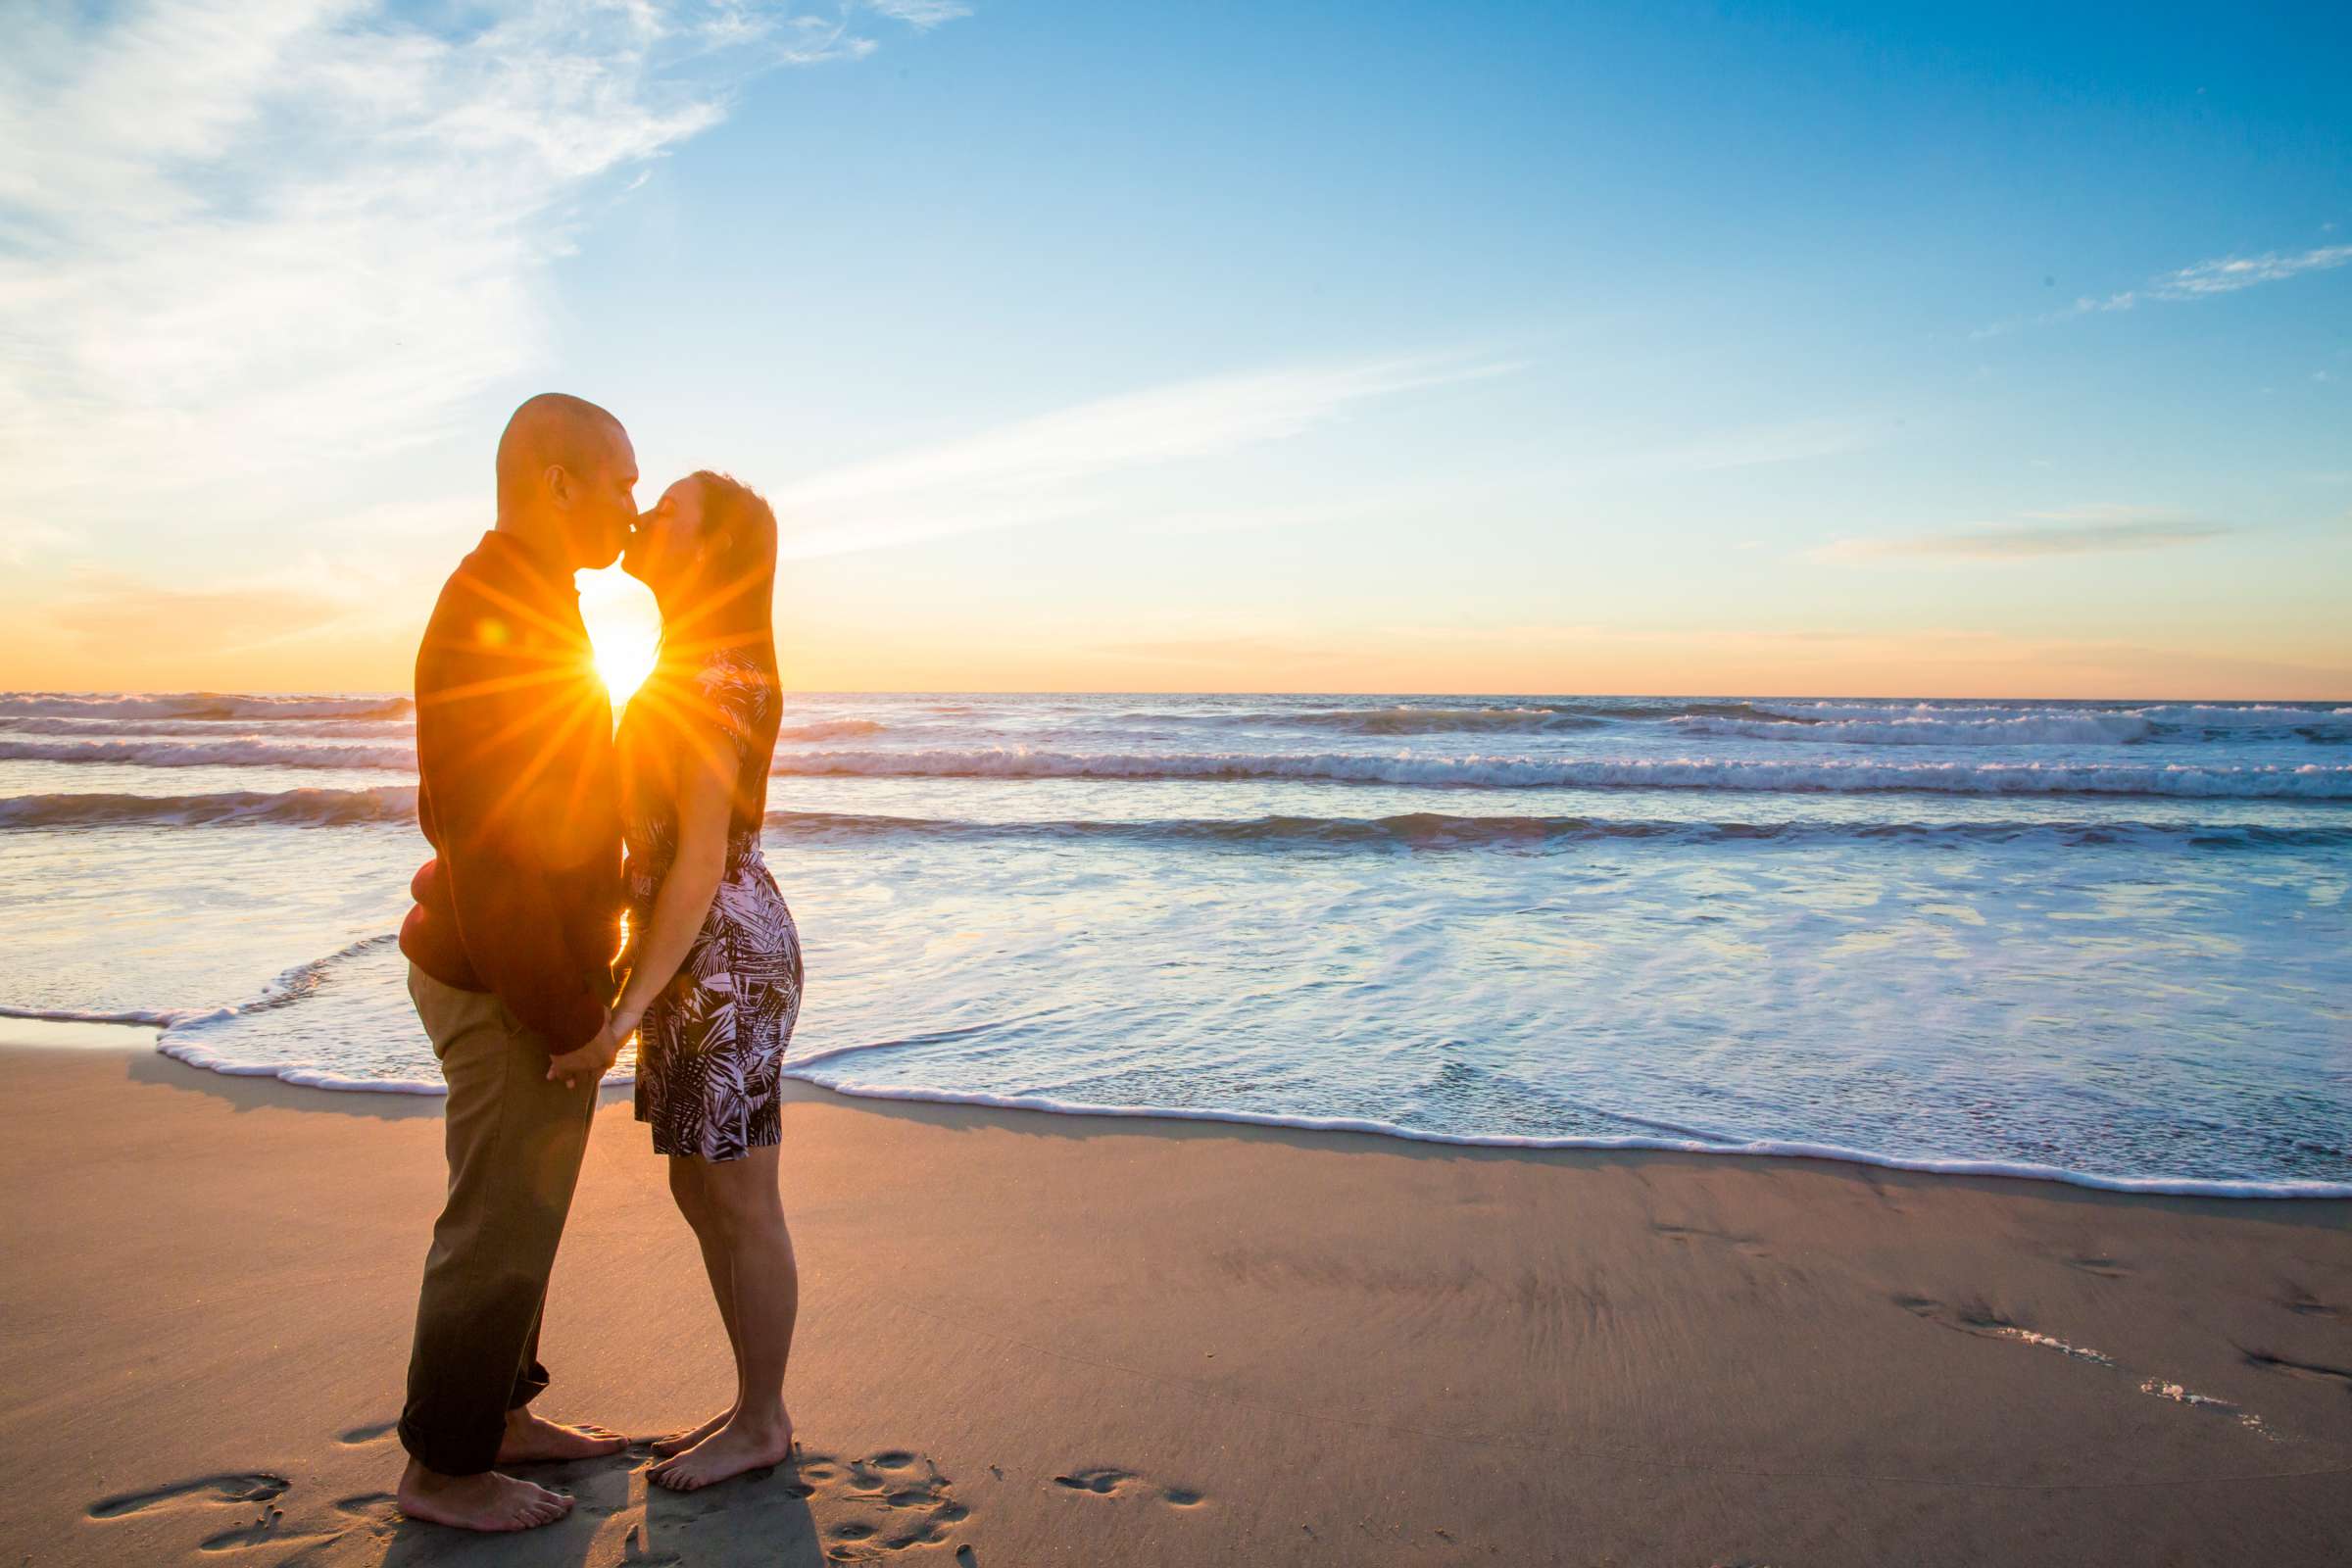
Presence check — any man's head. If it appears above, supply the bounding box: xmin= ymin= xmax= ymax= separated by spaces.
xmin=494 ymin=393 xmax=638 ymax=570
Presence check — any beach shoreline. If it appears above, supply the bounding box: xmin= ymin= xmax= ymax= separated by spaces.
xmin=21 ymin=1015 xmax=2348 ymax=1202
xmin=5 ymin=1035 xmax=2348 ymax=1566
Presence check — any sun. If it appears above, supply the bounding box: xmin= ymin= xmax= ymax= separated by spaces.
xmin=578 ymin=569 xmax=662 ymax=702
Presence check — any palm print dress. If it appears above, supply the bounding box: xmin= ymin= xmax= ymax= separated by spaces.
xmin=621 ymin=649 xmax=804 ymax=1162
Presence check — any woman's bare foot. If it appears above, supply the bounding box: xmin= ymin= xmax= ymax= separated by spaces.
xmin=496 ymin=1409 xmax=629 ymax=1464
xmin=647 ymin=1412 xmax=796 ymax=1493
xmin=650 ymin=1406 xmax=735 ymax=1458
xmin=396 ymin=1458 xmax=572 ymax=1531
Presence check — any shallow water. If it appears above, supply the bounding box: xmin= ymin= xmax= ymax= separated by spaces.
xmin=3 ymin=691 xmax=2346 ymax=1193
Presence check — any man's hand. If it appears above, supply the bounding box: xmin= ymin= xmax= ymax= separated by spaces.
xmin=546 ymin=1010 xmax=636 ymax=1090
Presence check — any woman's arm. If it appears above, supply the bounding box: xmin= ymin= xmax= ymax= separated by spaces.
xmin=548 ymin=725 xmax=735 ymax=1087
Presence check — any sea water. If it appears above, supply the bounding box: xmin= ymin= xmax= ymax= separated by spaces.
xmin=3 ymin=691 xmax=2346 ymax=1196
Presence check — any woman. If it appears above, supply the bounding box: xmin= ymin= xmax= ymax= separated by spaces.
xmin=547 ymin=470 xmax=805 ymax=1493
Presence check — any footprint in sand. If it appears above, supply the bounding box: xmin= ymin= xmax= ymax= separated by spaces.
xmin=331 ymin=1492 xmax=403 ymax=1523
xmin=1891 ymin=1295 xmax=2115 ymax=1365
xmin=1652 ymin=1221 xmax=1773 ymax=1260
xmin=705 ymin=1447 xmax=973 ymax=1562
xmin=2062 ymin=1253 xmax=2132 ymax=1280
xmin=2241 ymin=1348 xmax=2352 ymax=1393
xmin=88 ymin=1472 xmax=291 ymax=1521
xmin=1896 ymin=1295 xmax=2287 ymax=1438
xmin=1053 ymin=1466 xmax=1205 ymax=1508
xmin=86 ymin=1472 xmax=342 ymax=1557
xmin=335 ymin=1420 xmax=397 ymax=1446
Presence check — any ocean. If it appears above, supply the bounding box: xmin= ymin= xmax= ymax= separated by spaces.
xmin=2 ymin=690 xmax=2347 ymax=1197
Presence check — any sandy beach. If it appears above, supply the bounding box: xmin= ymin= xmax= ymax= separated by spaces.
xmin=3 ymin=1031 xmax=2348 ymax=1567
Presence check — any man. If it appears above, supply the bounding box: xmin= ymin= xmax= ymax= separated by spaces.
xmin=392 ymin=393 xmax=639 ymax=1532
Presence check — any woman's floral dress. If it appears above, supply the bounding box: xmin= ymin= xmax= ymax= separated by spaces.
xmin=620 ymin=649 xmax=803 ymax=1161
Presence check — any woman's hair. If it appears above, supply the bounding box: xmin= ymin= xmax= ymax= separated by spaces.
xmin=660 ymin=469 xmax=782 ymax=820
xmin=670 ymin=469 xmax=779 ymax=676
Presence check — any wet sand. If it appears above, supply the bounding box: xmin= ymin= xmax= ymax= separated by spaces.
xmin=3 ymin=1036 xmax=2348 ymax=1566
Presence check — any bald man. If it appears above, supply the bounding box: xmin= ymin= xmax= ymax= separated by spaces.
xmin=393 ymin=394 xmax=640 ymax=1531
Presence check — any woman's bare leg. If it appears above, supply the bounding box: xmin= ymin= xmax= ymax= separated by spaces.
xmin=651 ymin=1156 xmax=749 ymax=1455
xmin=650 ymin=1144 xmax=798 ymax=1491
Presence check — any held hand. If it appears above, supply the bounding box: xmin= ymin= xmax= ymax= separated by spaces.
xmin=547 ymin=1010 xmax=636 ymax=1090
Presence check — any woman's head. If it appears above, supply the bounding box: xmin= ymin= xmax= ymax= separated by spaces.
xmin=624 ymin=470 xmax=778 ymax=657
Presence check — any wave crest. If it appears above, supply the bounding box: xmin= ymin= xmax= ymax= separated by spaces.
xmin=765 ymin=747 xmax=2352 ymax=799
xmin=0 ymin=738 xmax=416 ymax=770
xmin=760 ymin=808 xmax=2350 ymax=852
xmin=1676 ymin=713 xmax=2159 ymax=746
xmin=0 ymin=691 xmax=413 ymax=721
xmin=0 ymin=786 xmax=417 ymax=828
xmin=778 ymin=717 xmax=886 ymax=742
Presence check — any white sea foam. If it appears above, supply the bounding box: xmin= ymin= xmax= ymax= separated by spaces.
xmin=2134 ymin=703 xmax=2352 ymax=728
xmin=777 ymin=717 xmax=887 ymax=742
xmin=84 ymin=1013 xmax=2351 ymax=1199
xmin=0 ymin=1002 xmax=191 ymax=1027
xmin=0 ymin=737 xmax=416 ymax=770
xmin=771 ymin=1050 xmax=2352 ymax=1200
xmin=1675 ymin=713 xmax=2160 ymax=746
xmin=1196 ymin=705 xmax=1608 ymax=735
xmin=0 ymin=714 xmax=416 ymax=739
xmin=1756 ymin=700 xmax=2351 ymax=730
xmin=754 ymin=810 xmax=2352 ymax=852
xmin=147 ymin=935 xmax=460 ymax=1095
xmin=766 ymin=747 xmax=2352 ymax=799
xmin=0 ymin=786 xmax=418 ymax=828
xmin=151 ymin=1034 xmax=457 ymax=1096
xmin=24 ymin=734 xmax=2352 ymax=796
xmin=0 ymin=691 xmax=412 ymax=721
xmin=17 ymin=788 xmax=2345 ymax=847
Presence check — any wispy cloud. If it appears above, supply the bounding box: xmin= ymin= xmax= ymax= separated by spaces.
xmin=1818 ymin=506 xmax=2230 ymax=563
xmin=774 ymin=354 xmax=1524 ymax=557
xmin=1589 ymin=416 xmax=1875 ymax=476
xmin=865 ymin=0 xmax=974 ymax=24
xmin=0 ymin=1 xmax=960 ymax=528
xmin=1978 ymin=244 xmax=2352 ymax=336
xmin=2109 ymin=245 xmax=2352 ymax=308
xmin=769 ymin=376 xmax=1874 ymax=558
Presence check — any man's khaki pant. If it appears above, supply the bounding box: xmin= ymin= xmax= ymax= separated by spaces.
xmin=397 ymin=963 xmax=598 ymax=1476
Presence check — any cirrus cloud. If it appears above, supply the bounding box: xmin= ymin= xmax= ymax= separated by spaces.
xmin=0 ymin=1 xmax=964 ymax=533
xmin=1977 ymin=243 xmax=2352 ymax=336
xmin=1817 ymin=506 xmax=2231 ymax=563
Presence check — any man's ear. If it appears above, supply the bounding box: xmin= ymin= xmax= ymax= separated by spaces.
xmin=542 ymin=463 xmax=571 ymax=510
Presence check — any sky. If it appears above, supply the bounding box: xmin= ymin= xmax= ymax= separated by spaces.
xmin=2 ymin=0 xmax=2347 ymax=698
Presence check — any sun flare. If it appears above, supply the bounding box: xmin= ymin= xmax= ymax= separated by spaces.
xmin=580 ymin=571 xmax=662 ymax=702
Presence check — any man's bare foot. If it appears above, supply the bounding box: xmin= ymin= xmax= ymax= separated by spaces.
xmin=396 ymin=1458 xmax=572 ymax=1532
xmin=647 ymin=1412 xmax=796 ymax=1493
xmin=497 ymin=1409 xmax=629 ymax=1464
xmin=650 ymin=1406 xmax=735 ymax=1458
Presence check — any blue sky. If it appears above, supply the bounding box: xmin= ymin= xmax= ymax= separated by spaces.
xmin=3 ymin=0 xmax=2346 ymax=694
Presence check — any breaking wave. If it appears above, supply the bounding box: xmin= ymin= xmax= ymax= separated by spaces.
xmin=1675 ymin=713 xmax=2160 ymax=746
xmin=0 ymin=714 xmax=416 ymax=739
xmin=1754 ymin=700 xmax=2351 ymax=734
xmin=766 ymin=747 xmax=2352 ymax=799
xmin=0 ymin=738 xmax=416 ymax=770
xmin=777 ymin=717 xmax=886 ymax=742
xmin=759 ymin=809 xmax=2352 ymax=853
xmin=0 ymin=786 xmax=418 ymax=828
xmin=0 ymin=692 xmax=412 ymax=721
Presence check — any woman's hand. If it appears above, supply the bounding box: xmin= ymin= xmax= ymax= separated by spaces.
xmin=547 ymin=1009 xmax=637 ymax=1090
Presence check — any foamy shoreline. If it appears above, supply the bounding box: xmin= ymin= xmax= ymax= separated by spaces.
xmin=11 ymin=1011 xmax=2346 ymax=1200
